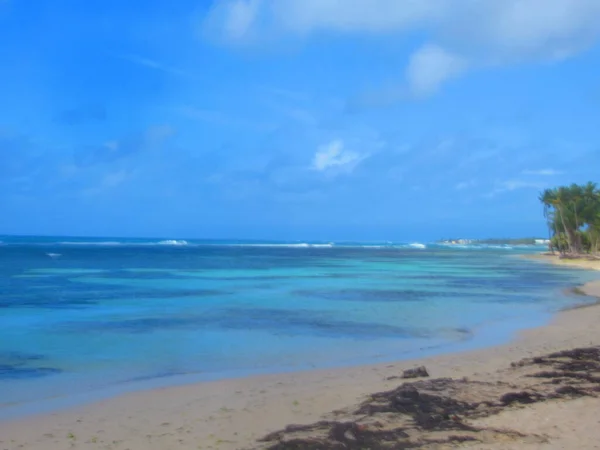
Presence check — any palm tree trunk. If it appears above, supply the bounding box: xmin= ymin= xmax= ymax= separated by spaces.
xmin=556 ymin=205 xmax=572 ymax=254
xmin=573 ymin=203 xmax=582 ymax=253
xmin=544 ymin=205 xmax=554 ymax=254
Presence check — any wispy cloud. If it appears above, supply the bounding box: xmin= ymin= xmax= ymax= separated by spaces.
xmin=116 ymin=54 xmax=191 ymax=77
xmin=256 ymin=84 xmax=322 ymax=127
xmin=312 ymin=140 xmax=368 ymax=173
xmin=73 ymin=125 xmax=175 ymax=167
xmin=455 ymin=180 xmax=477 ymax=190
xmin=208 ymin=0 xmax=262 ymax=42
xmin=55 ymin=104 xmax=107 ymax=125
xmin=486 ymin=179 xmax=547 ymax=197
xmin=502 ymin=180 xmax=545 ymax=191
xmin=178 ymin=106 xmax=276 ymax=132
xmin=260 ymin=86 xmax=310 ymax=103
xmin=522 ymin=168 xmax=563 ymax=176
xmin=81 ymin=169 xmax=136 ymax=197
xmin=261 ymin=99 xmax=318 ymax=127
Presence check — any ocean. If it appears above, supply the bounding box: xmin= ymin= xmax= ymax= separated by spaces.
xmin=0 ymin=237 xmax=595 ymax=417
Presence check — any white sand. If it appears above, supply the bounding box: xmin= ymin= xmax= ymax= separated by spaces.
xmin=1 ymin=257 xmax=599 ymax=450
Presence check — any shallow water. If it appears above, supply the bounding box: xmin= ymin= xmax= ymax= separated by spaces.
xmin=0 ymin=237 xmax=595 ymax=416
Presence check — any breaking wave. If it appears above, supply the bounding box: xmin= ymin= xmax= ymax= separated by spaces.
xmin=225 ymin=243 xmax=335 ymax=248
xmin=58 ymin=241 xmax=123 ymax=246
xmin=157 ymin=240 xmax=189 ymax=246
xmin=54 ymin=240 xmax=190 ymax=247
xmin=436 ymin=243 xmax=518 ymax=250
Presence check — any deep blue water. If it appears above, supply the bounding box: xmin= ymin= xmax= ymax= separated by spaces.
xmin=0 ymin=237 xmax=596 ymax=417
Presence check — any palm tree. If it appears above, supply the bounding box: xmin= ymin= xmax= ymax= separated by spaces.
xmin=570 ymin=184 xmax=583 ymax=251
xmin=555 ymin=186 xmax=574 ymax=253
xmin=539 ymin=182 xmax=600 ymax=256
xmin=539 ymin=189 xmax=557 ymax=253
xmin=581 ymin=182 xmax=600 ymax=254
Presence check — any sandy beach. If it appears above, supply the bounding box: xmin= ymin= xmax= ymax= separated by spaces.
xmin=1 ymin=256 xmax=600 ymax=450
xmin=525 ymin=253 xmax=600 ymax=273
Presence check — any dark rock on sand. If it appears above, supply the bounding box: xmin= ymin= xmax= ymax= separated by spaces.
xmin=401 ymin=366 xmax=429 ymax=379
xmin=500 ymin=391 xmax=538 ymax=405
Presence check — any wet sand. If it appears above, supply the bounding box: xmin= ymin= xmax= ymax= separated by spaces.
xmin=1 ymin=255 xmax=600 ymax=449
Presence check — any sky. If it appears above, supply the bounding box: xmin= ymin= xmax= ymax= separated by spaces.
xmin=1 ymin=0 xmax=600 ymax=241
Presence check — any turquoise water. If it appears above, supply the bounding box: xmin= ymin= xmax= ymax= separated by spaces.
xmin=0 ymin=237 xmax=595 ymax=417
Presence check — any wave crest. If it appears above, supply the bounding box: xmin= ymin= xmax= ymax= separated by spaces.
xmin=157 ymin=240 xmax=189 ymax=246
xmin=226 ymin=243 xmax=334 ymax=248
xmin=58 ymin=241 xmax=122 ymax=246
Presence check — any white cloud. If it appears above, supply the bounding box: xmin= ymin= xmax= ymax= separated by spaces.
xmin=502 ymin=180 xmax=546 ymax=191
xmin=178 ymin=106 xmax=275 ymax=132
xmin=261 ymin=86 xmax=310 ymax=102
xmin=102 ymin=170 xmax=130 ymax=188
xmin=205 ymin=0 xmax=600 ymax=94
xmin=144 ymin=125 xmax=176 ymax=147
xmin=206 ymin=0 xmax=444 ymax=37
xmin=59 ymin=164 xmax=80 ymax=178
xmin=522 ymin=168 xmax=562 ymax=176
xmin=455 ymin=180 xmax=477 ymax=190
xmin=116 ymin=54 xmax=191 ymax=77
xmin=223 ymin=0 xmax=262 ymax=40
xmin=312 ymin=140 xmax=366 ymax=172
xmin=203 ymin=0 xmax=263 ymax=43
xmin=406 ymin=45 xmax=467 ymax=96
xmin=104 ymin=140 xmax=120 ymax=152
xmin=486 ymin=179 xmax=547 ymax=197
xmin=82 ymin=170 xmax=134 ymax=197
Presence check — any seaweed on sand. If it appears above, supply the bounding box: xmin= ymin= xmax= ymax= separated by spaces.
xmin=249 ymin=346 xmax=600 ymax=449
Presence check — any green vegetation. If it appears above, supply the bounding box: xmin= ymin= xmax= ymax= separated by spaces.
xmin=539 ymin=182 xmax=600 ymax=255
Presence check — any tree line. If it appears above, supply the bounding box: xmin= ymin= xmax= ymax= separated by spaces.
xmin=539 ymin=182 xmax=600 ymax=255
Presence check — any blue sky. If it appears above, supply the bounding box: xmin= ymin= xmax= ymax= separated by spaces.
xmin=1 ymin=0 xmax=600 ymax=241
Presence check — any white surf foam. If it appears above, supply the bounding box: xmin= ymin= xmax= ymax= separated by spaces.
xmin=156 ymin=240 xmax=189 ymax=246
xmin=58 ymin=241 xmax=123 ymax=246
xmin=55 ymin=240 xmax=190 ymax=247
xmin=225 ymin=243 xmax=334 ymax=248
xmin=437 ymin=243 xmax=517 ymax=250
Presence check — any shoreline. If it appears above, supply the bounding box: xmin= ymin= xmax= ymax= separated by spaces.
xmin=1 ymin=255 xmax=600 ymax=449
xmin=524 ymin=252 xmax=600 ymax=273
xmin=525 ymin=253 xmax=600 ymax=306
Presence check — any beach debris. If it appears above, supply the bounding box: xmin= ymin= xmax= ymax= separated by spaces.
xmin=401 ymin=365 xmax=429 ymax=379
xmin=499 ymin=391 xmax=538 ymax=405
xmin=554 ymin=385 xmax=587 ymax=397
xmin=249 ymin=346 xmax=600 ymax=450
